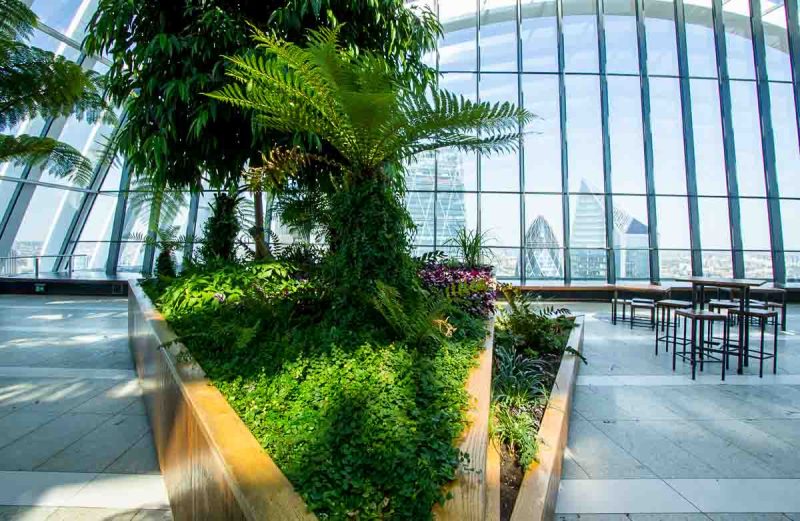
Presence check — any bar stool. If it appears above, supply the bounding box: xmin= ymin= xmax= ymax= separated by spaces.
xmin=654 ymin=299 xmax=691 ymax=355
xmin=675 ymin=309 xmax=729 ymax=380
xmin=630 ymin=298 xmax=655 ymax=330
xmin=726 ymin=308 xmax=779 ymax=378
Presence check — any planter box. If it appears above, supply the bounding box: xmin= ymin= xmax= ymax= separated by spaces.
xmin=128 ymin=281 xmax=498 ymax=520
xmin=509 ymin=315 xmax=585 ymax=521
xmin=128 ymin=281 xmax=315 ymax=521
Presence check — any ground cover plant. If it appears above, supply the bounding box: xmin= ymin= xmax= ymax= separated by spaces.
xmin=491 ymin=285 xmax=577 ymax=519
xmin=143 ymin=255 xmax=493 ymax=519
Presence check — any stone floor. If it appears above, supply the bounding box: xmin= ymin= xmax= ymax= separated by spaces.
xmin=556 ymin=301 xmax=800 ymax=521
xmin=0 ymin=295 xmax=171 ymax=520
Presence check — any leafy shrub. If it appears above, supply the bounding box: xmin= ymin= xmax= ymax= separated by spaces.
xmin=496 ymin=285 xmax=575 ymax=360
xmin=155 ymin=248 xmax=176 ymax=279
xmin=145 ymin=262 xmax=489 ymax=519
xmin=446 ymin=227 xmax=492 ymax=268
xmin=198 ymin=191 xmax=241 ymax=265
xmin=491 ymin=285 xmax=579 ymax=473
xmin=418 ymin=260 xmax=497 ymax=318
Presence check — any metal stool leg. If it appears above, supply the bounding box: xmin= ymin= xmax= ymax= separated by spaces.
xmin=759 ymin=317 xmax=765 ymax=378
xmin=774 ymin=317 xmax=779 ymax=374
xmin=691 ymin=318 xmax=697 ymax=380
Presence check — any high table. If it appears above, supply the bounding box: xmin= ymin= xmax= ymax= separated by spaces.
xmin=675 ymin=276 xmax=765 ymax=374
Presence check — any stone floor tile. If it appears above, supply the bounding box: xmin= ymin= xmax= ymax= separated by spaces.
xmin=705 ymin=514 xmax=792 ymax=520
xmin=0 ymin=413 xmax=111 ymax=471
xmin=0 ymin=411 xmax=59 ymax=449
xmin=38 ymin=414 xmax=150 ymax=473
xmin=555 ymin=479 xmax=700 ymax=514
xmin=665 ymin=479 xmax=800 ymax=513
xmin=564 ymin=419 xmax=655 ymax=479
xmin=592 ymin=420 xmax=719 ymax=479
xmin=104 ymin=433 xmax=160 ymax=475
xmin=46 ymin=507 xmax=138 ymax=520
xmin=65 ymin=474 xmax=169 ymax=510
xmin=0 ymin=470 xmax=95 ymax=507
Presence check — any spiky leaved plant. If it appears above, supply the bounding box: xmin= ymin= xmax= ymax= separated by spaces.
xmin=208 ymin=27 xmax=533 ymax=319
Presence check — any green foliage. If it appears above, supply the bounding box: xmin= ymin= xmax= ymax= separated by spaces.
xmin=0 ymin=0 xmax=112 ymax=186
xmin=447 ymin=227 xmax=492 ymax=268
xmin=209 ymin=27 xmax=531 ymax=318
xmin=491 ymin=286 xmax=579 ymax=471
xmin=497 ymin=285 xmax=576 ymax=360
xmin=83 ymin=0 xmax=440 ymax=191
xmin=198 ymin=192 xmax=242 ymax=265
xmin=155 ymin=248 xmax=176 ymax=279
xmin=146 ymin=264 xmax=488 ymax=519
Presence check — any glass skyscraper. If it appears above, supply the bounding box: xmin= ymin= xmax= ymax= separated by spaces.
xmin=2 ymin=0 xmax=800 ymax=286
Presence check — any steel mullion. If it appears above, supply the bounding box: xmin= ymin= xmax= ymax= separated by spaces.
xmin=785 ymin=0 xmax=800 ymax=199
xmin=710 ymin=0 xmax=745 ymax=278
xmin=515 ymin=0 xmax=525 ymax=284
xmin=597 ymin=0 xmax=616 ymax=284
xmin=557 ymin=0 xmax=571 ymax=284
xmin=749 ymin=0 xmax=786 ymax=283
xmin=182 ymin=188 xmax=200 ymax=265
xmin=105 ymin=163 xmax=131 ymax=274
xmin=636 ymin=0 xmax=660 ymax=283
xmin=677 ymin=0 xmax=703 ymax=276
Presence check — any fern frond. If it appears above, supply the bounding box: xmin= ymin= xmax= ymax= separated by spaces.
xmin=0 ymin=134 xmax=94 ymax=186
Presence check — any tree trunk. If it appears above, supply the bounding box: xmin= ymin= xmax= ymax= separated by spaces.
xmin=251 ymin=189 xmax=271 ymax=259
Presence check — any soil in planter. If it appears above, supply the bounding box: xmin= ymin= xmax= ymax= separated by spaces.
xmin=495 ymin=350 xmax=563 ymax=521
xmin=500 ymin=444 xmax=524 ymax=520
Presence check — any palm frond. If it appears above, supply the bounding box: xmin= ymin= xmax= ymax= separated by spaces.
xmin=0 ymin=0 xmax=36 ymax=42
xmin=0 ymin=43 xmax=112 ymax=130
xmin=209 ymin=27 xmax=533 ymax=182
xmin=0 ymin=134 xmax=94 ymax=186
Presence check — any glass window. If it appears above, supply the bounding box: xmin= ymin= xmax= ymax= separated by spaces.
xmin=650 ymin=78 xmax=687 ymax=194
xmin=437 ymin=192 xmax=478 ymax=247
xmin=702 ymin=250 xmax=733 ymax=277
xmin=481 ymin=193 xmax=521 ymax=246
xmin=743 ymin=251 xmax=772 ymax=279
xmin=77 ymin=194 xmax=116 ymax=242
xmin=569 ymin=191 xmax=607 ymax=249
xmin=770 ymin=82 xmax=800 ymax=198
xmin=566 ymin=76 xmax=604 ymax=192
xmin=524 ymin=194 xmax=564 ymax=279
xmin=520 ymin=0 xmax=558 ymax=72
xmin=739 ymin=197 xmax=771 ymax=250
xmin=697 ymin=197 xmax=732 ymax=276
xmin=406 ymin=152 xmax=436 ymax=190
xmin=439 ymin=74 xmax=479 ymax=192
xmin=26 ymin=29 xmax=81 ymax=60
xmin=644 ymin=0 xmax=679 ymax=76
xmin=407 ymin=191 xmax=435 ymax=246
xmin=613 ymin=195 xmax=650 ymax=279
xmin=787 ymin=252 xmax=800 ymax=282
xmin=655 ymin=196 xmax=691 ymax=249
xmin=729 ymin=81 xmax=766 ymax=196
xmin=563 ymin=0 xmax=599 ymax=73
xmin=604 ymin=0 xmax=639 ymax=74
xmin=684 ymin=0 xmax=718 ymax=78
xmin=723 ymin=0 xmax=756 ymax=80
xmin=608 ymin=76 xmax=646 ymax=194
xmin=488 ymin=247 xmax=522 ymax=278
xmin=39 ymin=118 xmax=115 ymax=188
xmin=690 ymin=79 xmax=727 ymax=196
xmin=31 ymin=0 xmax=99 ymax=41
xmin=570 ymin=248 xmax=608 ymax=279
xmin=781 ymin=199 xmax=800 ymax=250
xmin=440 ymin=2 xmax=478 ymax=71
xmin=11 ymin=185 xmax=85 ymax=272
xmin=659 ymin=249 xmax=692 ymax=279
xmin=761 ymin=3 xmax=791 ymax=82
xmin=522 ymin=75 xmax=561 ymax=192
xmin=480 ymin=74 xmax=519 ymax=191
xmin=480 ymin=0 xmax=519 ymax=72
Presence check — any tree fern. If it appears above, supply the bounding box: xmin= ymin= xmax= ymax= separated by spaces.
xmin=0 ymin=0 xmax=112 ymax=185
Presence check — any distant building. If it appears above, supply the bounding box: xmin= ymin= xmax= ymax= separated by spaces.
xmin=522 ymin=215 xmax=563 ymax=279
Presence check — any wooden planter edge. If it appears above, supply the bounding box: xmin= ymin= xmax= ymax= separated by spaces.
xmin=508 ymin=315 xmax=586 ymax=521
xmin=434 ymin=318 xmax=497 ymax=520
xmin=128 ymin=281 xmax=315 ymax=521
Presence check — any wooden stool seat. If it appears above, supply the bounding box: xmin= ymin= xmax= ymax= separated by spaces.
xmin=708 ymin=299 xmax=740 ymax=310
xmin=656 ymin=299 xmax=692 ymax=309
xmin=676 ymin=309 xmax=727 ymax=321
